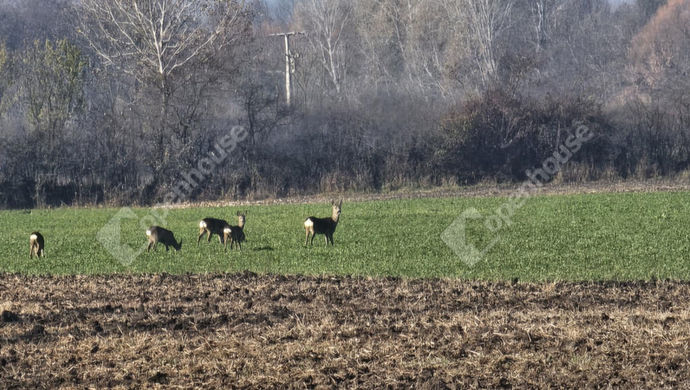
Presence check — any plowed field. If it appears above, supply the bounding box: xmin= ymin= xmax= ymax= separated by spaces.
xmin=2 ymin=273 xmax=689 ymax=388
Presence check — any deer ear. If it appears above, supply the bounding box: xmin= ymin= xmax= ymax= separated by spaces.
xmin=339 ymin=199 xmax=343 ymax=207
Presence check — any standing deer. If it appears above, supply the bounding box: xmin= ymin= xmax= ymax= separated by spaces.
xmin=29 ymin=231 xmax=45 ymax=258
xmin=198 ymin=217 xmax=231 ymax=246
xmin=225 ymin=211 xmax=247 ymax=251
xmin=304 ymin=200 xmax=342 ymax=246
xmin=146 ymin=226 xmax=182 ymax=252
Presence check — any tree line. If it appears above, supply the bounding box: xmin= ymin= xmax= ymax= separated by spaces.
xmin=0 ymin=0 xmax=688 ymax=209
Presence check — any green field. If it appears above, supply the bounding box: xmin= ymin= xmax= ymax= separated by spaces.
xmin=1 ymin=191 xmax=689 ymax=280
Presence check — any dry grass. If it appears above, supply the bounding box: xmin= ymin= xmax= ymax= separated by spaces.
xmin=2 ymin=274 xmax=690 ymax=388
xmin=117 ymin=178 xmax=690 ymax=210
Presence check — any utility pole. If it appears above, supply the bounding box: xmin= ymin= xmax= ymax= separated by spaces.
xmin=269 ymin=31 xmax=304 ymax=106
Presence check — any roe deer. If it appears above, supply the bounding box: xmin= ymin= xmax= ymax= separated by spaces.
xmin=146 ymin=226 xmax=182 ymax=252
xmin=225 ymin=211 xmax=247 ymax=251
xmin=198 ymin=217 xmax=231 ymax=246
xmin=304 ymin=199 xmax=342 ymax=246
xmin=29 ymin=231 xmax=45 ymax=258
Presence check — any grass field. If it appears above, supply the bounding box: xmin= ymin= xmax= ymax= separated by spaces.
xmin=4 ymin=191 xmax=690 ymax=388
xmin=1 ymin=191 xmax=689 ymax=280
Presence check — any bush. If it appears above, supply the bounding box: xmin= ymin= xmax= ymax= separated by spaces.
xmin=434 ymin=89 xmax=614 ymax=183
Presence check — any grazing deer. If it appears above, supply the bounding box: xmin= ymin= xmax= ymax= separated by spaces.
xmin=304 ymin=199 xmax=342 ymax=246
xmin=225 ymin=211 xmax=247 ymax=251
xmin=29 ymin=231 xmax=45 ymax=258
xmin=198 ymin=217 xmax=231 ymax=246
xmin=146 ymin=226 xmax=182 ymax=252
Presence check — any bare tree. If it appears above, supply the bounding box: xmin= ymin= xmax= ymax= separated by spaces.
xmin=295 ymin=0 xmax=353 ymax=96
xmin=464 ymin=0 xmax=514 ymax=88
xmin=630 ymin=0 xmax=690 ymax=99
xmin=76 ymin=0 xmax=251 ymax=179
xmin=529 ymin=0 xmax=557 ymax=54
xmin=0 ymin=41 xmax=8 ymax=104
xmin=438 ymin=0 xmax=514 ymax=91
xmin=76 ymin=0 xmax=249 ymax=135
xmin=355 ymin=0 xmax=450 ymax=97
xmin=77 ymin=0 xmax=246 ymax=88
xmin=0 ymin=39 xmax=87 ymax=206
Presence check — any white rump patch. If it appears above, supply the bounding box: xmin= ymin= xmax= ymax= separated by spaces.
xmin=199 ymin=221 xmax=207 ymax=228
xmin=304 ymin=219 xmax=314 ymax=228
xmin=30 ymin=234 xmax=37 ymax=240
xmin=146 ymin=230 xmax=152 ymax=236
xmin=223 ymin=227 xmax=232 ymax=234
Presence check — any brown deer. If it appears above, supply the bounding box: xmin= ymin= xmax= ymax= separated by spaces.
xmin=198 ymin=217 xmax=231 ymax=246
xmin=225 ymin=211 xmax=247 ymax=251
xmin=304 ymin=200 xmax=342 ymax=246
xmin=146 ymin=226 xmax=182 ymax=252
xmin=29 ymin=231 xmax=45 ymax=258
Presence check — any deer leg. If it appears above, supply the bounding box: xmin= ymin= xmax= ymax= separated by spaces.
xmin=165 ymin=244 xmax=169 ymax=252
xmin=311 ymin=234 xmax=315 ymax=245
xmin=147 ymin=241 xmax=152 ymax=253
xmin=305 ymin=230 xmax=310 ymax=246
xmin=197 ymin=230 xmax=206 ymax=246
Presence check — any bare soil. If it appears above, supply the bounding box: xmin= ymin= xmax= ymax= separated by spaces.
xmin=2 ymin=273 xmax=690 ymax=388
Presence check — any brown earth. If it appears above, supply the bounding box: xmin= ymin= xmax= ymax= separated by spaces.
xmin=1 ymin=273 xmax=690 ymax=388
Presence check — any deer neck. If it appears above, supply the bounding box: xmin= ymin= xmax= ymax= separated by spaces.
xmin=332 ymin=212 xmax=340 ymax=225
